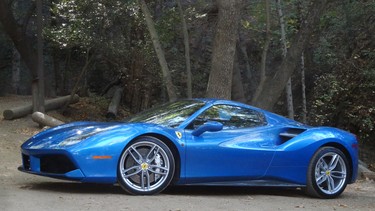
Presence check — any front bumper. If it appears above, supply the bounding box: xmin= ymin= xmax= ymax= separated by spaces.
xmin=19 ymin=152 xmax=85 ymax=180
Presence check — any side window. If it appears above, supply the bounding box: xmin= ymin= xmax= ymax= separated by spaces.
xmin=188 ymin=105 xmax=266 ymax=130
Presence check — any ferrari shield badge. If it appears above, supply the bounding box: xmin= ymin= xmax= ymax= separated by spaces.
xmin=175 ymin=131 xmax=182 ymax=139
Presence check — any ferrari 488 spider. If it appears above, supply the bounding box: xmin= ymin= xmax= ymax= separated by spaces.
xmin=19 ymin=99 xmax=358 ymax=198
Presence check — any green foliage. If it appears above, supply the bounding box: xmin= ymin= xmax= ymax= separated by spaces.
xmin=310 ymin=63 xmax=375 ymax=142
xmin=46 ymin=0 xmax=131 ymax=55
xmin=309 ymin=0 xmax=375 ymax=146
xmin=156 ymin=7 xmax=180 ymax=47
xmin=313 ymin=37 xmax=341 ymax=66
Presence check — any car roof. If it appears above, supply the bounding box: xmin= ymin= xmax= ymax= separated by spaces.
xmin=193 ymin=98 xmax=263 ymax=112
xmin=191 ymin=98 xmax=305 ymax=127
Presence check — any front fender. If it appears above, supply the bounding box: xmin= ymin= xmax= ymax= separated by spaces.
xmin=69 ymin=125 xmax=184 ymax=183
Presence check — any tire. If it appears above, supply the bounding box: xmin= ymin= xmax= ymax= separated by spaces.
xmin=306 ymin=147 xmax=349 ymax=199
xmin=117 ymin=136 xmax=175 ymax=195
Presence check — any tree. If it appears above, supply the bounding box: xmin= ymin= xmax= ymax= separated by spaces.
xmin=206 ymin=0 xmax=243 ymax=99
xmin=0 ymin=1 xmax=37 ymax=77
xmin=36 ymin=0 xmax=45 ymax=113
xmin=296 ymin=0 xmax=307 ymax=123
xmin=252 ymin=0 xmax=328 ymax=111
xmin=252 ymin=0 xmax=271 ymax=103
xmin=11 ymin=48 xmax=20 ymax=94
xmin=176 ymin=0 xmax=192 ymax=99
xmin=276 ymin=0 xmax=294 ymax=119
xmin=300 ymin=52 xmax=307 ymax=123
xmin=231 ymin=48 xmax=246 ymax=103
xmin=0 ymin=0 xmax=44 ymax=112
xmin=138 ymin=0 xmax=177 ymax=101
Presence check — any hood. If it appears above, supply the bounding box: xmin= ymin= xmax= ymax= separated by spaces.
xmin=22 ymin=121 xmax=122 ymax=150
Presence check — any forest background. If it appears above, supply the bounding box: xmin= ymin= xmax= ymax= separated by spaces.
xmin=0 ymin=0 xmax=374 ymax=165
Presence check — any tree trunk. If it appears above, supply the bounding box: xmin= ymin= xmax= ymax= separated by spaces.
xmin=3 ymin=95 xmax=79 ymax=120
xmin=139 ymin=0 xmax=177 ymax=101
xmin=296 ymin=0 xmax=307 ymax=123
xmin=0 ymin=1 xmax=45 ymax=113
xmin=276 ymin=0 xmax=294 ymax=119
xmin=231 ymin=50 xmax=246 ymax=103
xmin=206 ymin=0 xmax=243 ymax=99
xmin=53 ymin=49 xmax=64 ymax=96
xmin=238 ymin=37 xmax=252 ymax=80
xmin=43 ymin=0 xmax=56 ymax=98
xmin=32 ymin=81 xmax=39 ymax=112
xmin=176 ymin=0 xmax=192 ymax=98
xmin=129 ymin=51 xmax=143 ymax=113
xmin=300 ymin=52 xmax=307 ymax=123
xmin=0 ymin=1 xmax=38 ymax=78
xmin=252 ymin=0 xmax=271 ymax=103
xmin=11 ymin=48 xmax=21 ymax=94
xmin=32 ymin=111 xmax=64 ymax=127
xmin=252 ymin=0 xmax=328 ymax=111
xmin=285 ymin=78 xmax=294 ymax=119
xmin=36 ymin=0 xmax=45 ymax=113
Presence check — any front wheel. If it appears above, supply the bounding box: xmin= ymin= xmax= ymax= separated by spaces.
xmin=306 ymin=147 xmax=349 ymax=198
xmin=117 ymin=136 xmax=175 ymax=195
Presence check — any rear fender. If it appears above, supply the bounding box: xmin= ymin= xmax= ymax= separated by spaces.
xmin=267 ymin=127 xmax=358 ymax=184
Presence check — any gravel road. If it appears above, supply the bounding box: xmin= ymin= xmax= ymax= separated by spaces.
xmin=1 ymin=96 xmax=375 ymax=211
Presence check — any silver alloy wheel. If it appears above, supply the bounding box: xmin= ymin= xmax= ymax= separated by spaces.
xmin=119 ymin=141 xmax=171 ymax=192
xmin=314 ymin=152 xmax=347 ymax=195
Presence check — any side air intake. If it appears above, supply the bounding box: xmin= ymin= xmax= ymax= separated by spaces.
xmin=279 ymin=128 xmax=306 ymax=143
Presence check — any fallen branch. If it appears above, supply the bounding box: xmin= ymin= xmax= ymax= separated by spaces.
xmin=32 ymin=111 xmax=65 ymax=127
xmin=106 ymin=87 xmax=124 ymax=119
xmin=101 ymin=77 xmax=121 ymax=96
xmin=3 ymin=94 xmax=79 ymax=120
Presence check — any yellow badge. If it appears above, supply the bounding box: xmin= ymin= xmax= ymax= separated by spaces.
xmin=175 ymin=131 xmax=182 ymax=139
xmin=141 ymin=163 xmax=149 ymax=170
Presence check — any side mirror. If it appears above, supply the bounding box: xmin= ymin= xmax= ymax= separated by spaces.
xmin=192 ymin=121 xmax=223 ymax=136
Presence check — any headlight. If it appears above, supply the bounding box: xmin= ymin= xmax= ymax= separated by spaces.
xmin=57 ymin=126 xmax=117 ymax=147
xmin=58 ymin=136 xmax=87 ymax=147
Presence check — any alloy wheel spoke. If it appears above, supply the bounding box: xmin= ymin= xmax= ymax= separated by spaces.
xmin=146 ymin=145 xmax=160 ymax=162
xmin=148 ymin=168 xmax=168 ymax=176
xmin=141 ymin=170 xmax=145 ymax=189
xmin=145 ymin=170 xmax=151 ymax=190
xmin=331 ymin=171 xmax=346 ymax=179
xmin=317 ymin=175 xmax=327 ymax=185
xmin=329 ymin=154 xmax=340 ymax=170
xmin=327 ymin=176 xmax=335 ymax=192
xmin=140 ymin=170 xmax=151 ymax=190
xmin=129 ymin=147 xmax=143 ymax=164
xmin=149 ymin=165 xmax=169 ymax=171
xmin=146 ymin=144 xmax=157 ymax=160
xmin=319 ymin=159 xmax=329 ymax=170
xmin=123 ymin=167 xmax=142 ymax=178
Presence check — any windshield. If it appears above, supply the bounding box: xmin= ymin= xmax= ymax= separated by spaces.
xmin=125 ymin=100 xmax=206 ymax=128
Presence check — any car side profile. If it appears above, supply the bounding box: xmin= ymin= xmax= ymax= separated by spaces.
xmin=19 ymin=99 xmax=358 ymax=198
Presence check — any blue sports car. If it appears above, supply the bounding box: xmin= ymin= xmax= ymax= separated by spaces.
xmin=19 ymin=99 xmax=358 ymax=198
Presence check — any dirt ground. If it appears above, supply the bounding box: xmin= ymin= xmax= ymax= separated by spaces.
xmin=1 ymin=95 xmax=375 ymax=211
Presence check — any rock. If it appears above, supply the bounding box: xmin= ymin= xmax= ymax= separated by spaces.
xmin=358 ymin=160 xmax=375 ymax=180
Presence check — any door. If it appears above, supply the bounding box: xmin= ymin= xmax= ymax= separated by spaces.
xmin=184 ymin=104 xmax=277 ymax=183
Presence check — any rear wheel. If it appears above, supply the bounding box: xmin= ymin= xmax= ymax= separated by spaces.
xmin=306 ymin=147 xmax=349 ymax=198
xmin=117 ymin=136 xmax=175 ymax=195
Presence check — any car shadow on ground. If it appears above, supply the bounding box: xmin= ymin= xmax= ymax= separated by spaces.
xmin=19 ymin=181 xmax=307 ymax=198
xmin=19 ymin=182 xmax=124 ymax=195
xmin=164 ymin=185 xmax=307 ymax=197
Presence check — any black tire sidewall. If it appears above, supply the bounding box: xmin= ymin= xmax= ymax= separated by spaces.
xmin=117 ymin=136 xmax=175 ymax=195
